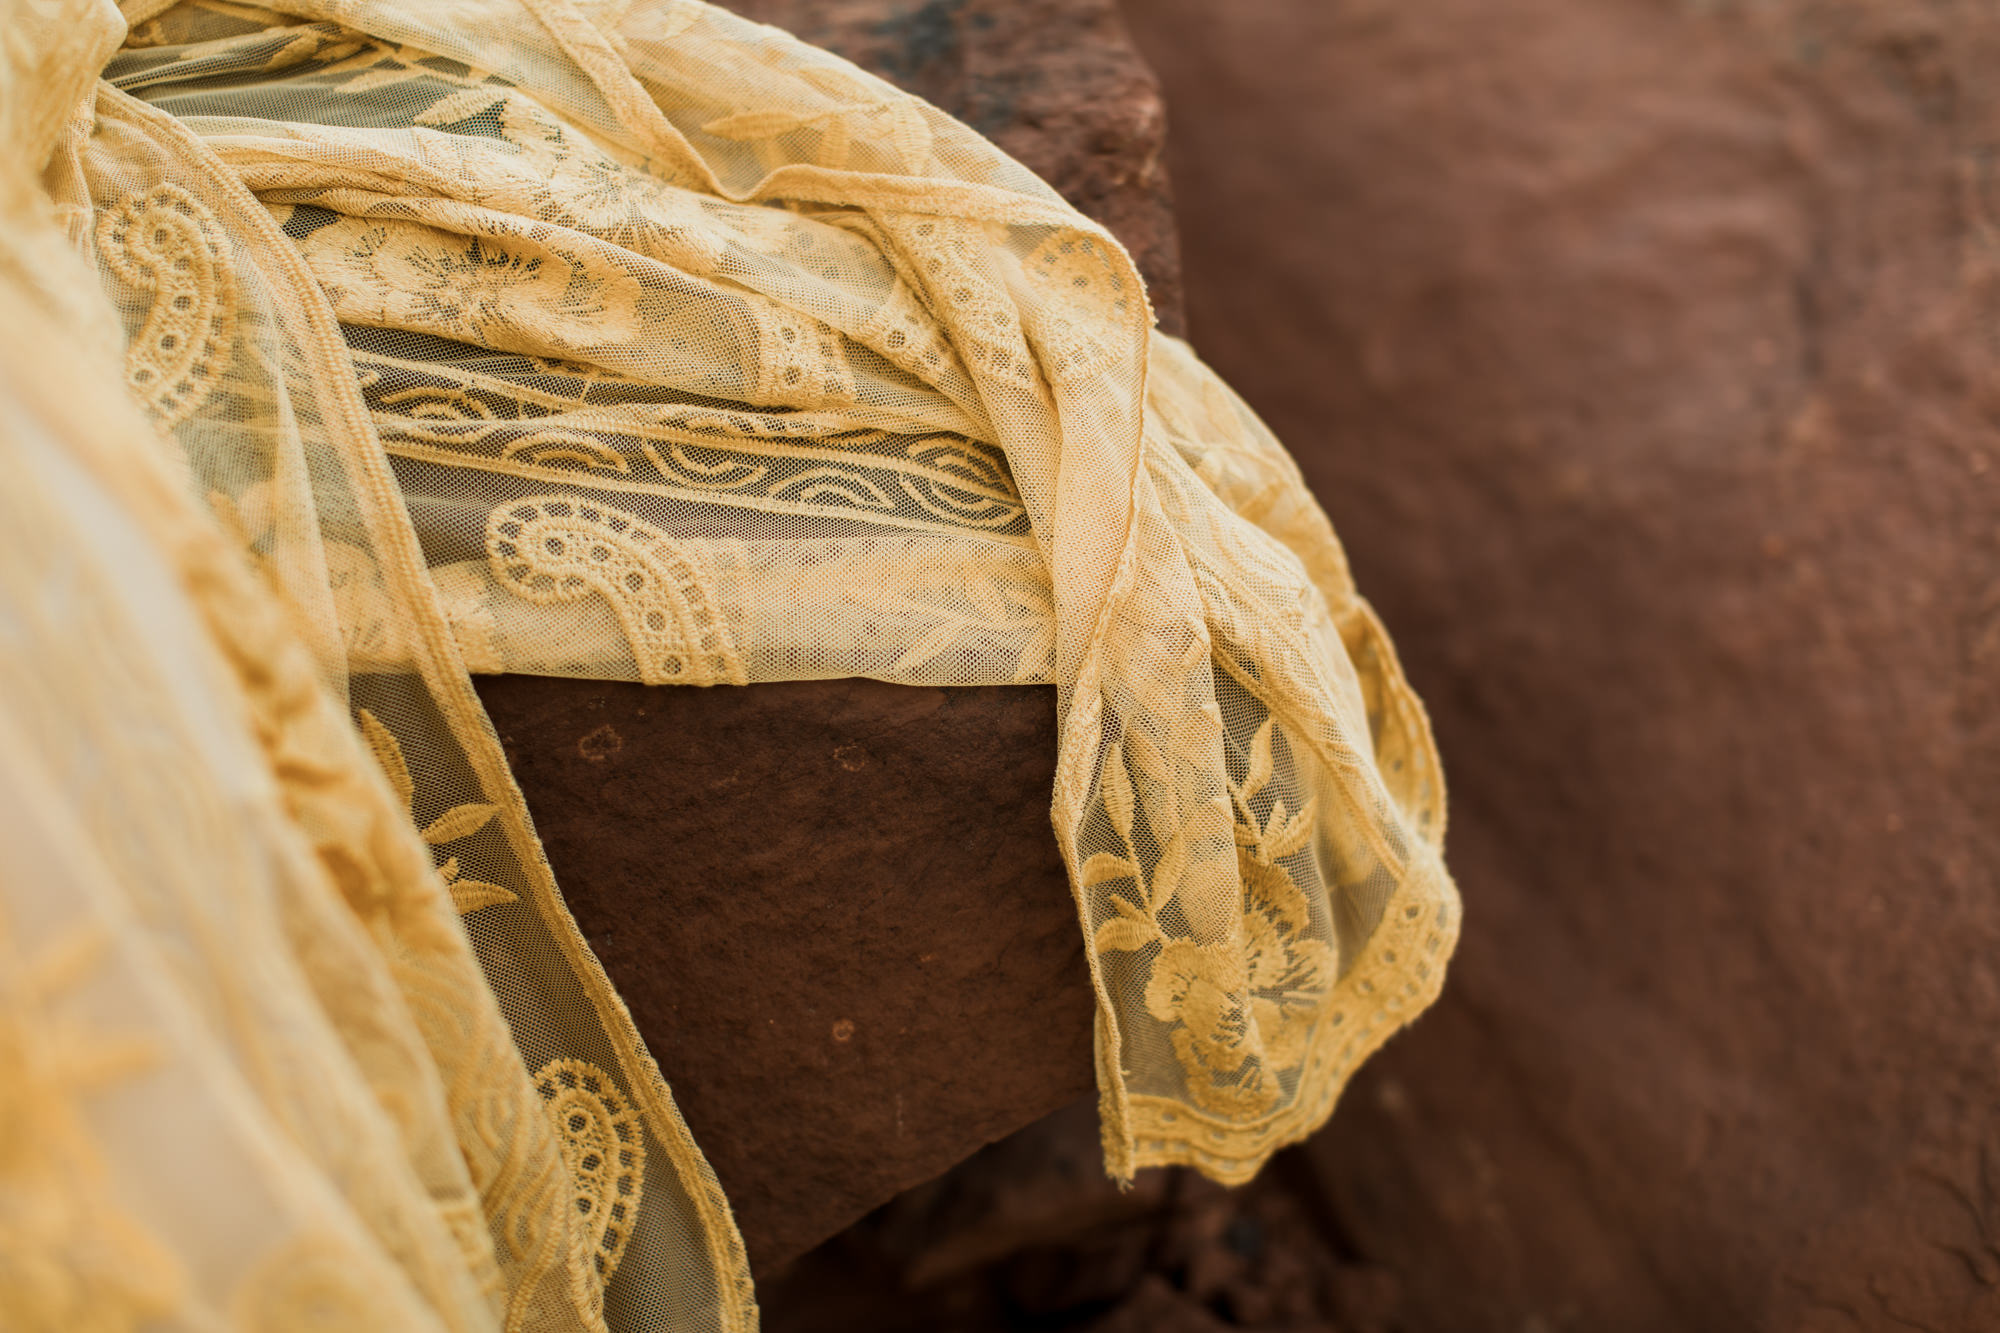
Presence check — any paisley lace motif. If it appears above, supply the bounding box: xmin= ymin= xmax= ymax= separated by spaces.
xmin=486 ymin=495 xmax=746 ymax=686
xmin=534 ymin=1058 xmax=645 ymax=1319
xmin=95 ymin=184 xmax=236 ymax=428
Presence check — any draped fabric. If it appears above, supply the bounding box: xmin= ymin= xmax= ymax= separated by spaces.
xmin=0 ymin=0 xmax=1460 ymax=1328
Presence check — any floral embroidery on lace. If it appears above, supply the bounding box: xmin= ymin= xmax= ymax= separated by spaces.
xmin=876 ymin=550 xmax=1055 ymax=683
xmin=294 ymin=212 xmax=643 ymax=358
xmin=49 ymin=3 xmax=1456 ymax=1305
xmin=534 ymin=1058 xmax=645 ymax=1319
xmin=858 ymin=276 xmax=955 ymax=384
xmin=486 ymin=495 xmax=747 ymax=685
xmin=411 ymin=85 xmax=724 ymax=274
xmin=356 ymin=709 xmax=516 ymax=914
xmin=1089 ymin=717 xmax=1335 ymax=1119
xmin=96 ymin=184 xmax=236 ymax=428
xmin=0 ymin=912 xmax=179 ymax=1333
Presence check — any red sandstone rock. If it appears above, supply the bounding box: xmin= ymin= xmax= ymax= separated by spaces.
xmin=1122 ymin=0 xmax=2000 ymax=1328
xmin=759 ymin=1097 xmax=1376 ymax=1331
xmin=477 ymin=676 xmax=1092 ymax=1273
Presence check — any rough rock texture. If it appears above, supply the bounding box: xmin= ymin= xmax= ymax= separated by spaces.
xmin=1116 ymin=0 xmax=2000 ymax=1329
xmin=761 ymin=1096 xmax=1398 ymax=1332
xmin=478 ymin=676 xmax=1092 ymax=1272
xmin=474 ymin=0 xmax=1176 ymax=1274
xmin=725 ymin=0 xmax=1183 ymax=336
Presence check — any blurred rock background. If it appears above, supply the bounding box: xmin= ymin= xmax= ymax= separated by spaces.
xmin=729 ymin=1 xmax=2000 ymax=1329
xmin=1123 ymin=2 xmax=2000 ymax=1330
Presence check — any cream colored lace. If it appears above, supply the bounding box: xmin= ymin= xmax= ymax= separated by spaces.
xmin=1 ymin=0 xmax=1460 ymax=1329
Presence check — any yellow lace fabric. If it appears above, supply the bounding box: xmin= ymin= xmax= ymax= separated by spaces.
xmin=2 ymin=114 xmax=564 ymax=1333
xmin=4 ymin=0 xmax=1460 ymax=1327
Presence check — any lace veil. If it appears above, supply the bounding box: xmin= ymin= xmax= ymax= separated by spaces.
xmin=2 ymin=0 xmax=1459 ymax=1327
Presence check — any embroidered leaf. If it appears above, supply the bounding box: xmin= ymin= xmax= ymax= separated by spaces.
xmin=881 ymin=101 xmax=933 ymax=173
xmin=1242 ymin=854 xmax=1312 ymax=933
xmin=413 ymin=87 xmax=507 ymax=130
xmin=263 ymin=29 xmax=351 ymax=70
xmin=965 ymin=568 xmax=1007 ymax=622
xmin=796 ymin=64 xmax=881 ymax=105
xmin=1110 ymin=894 xmax=1150 ymax=923
xmin=1149 ymin=830 xmax=1188 ymax=914
xmin=344 ymin=64 xmax=426 ymax=96
xmin=891 ymin=619 xmax=963 ymax=676
xmin=422 ymin=802 xmax=499 ymax=845
xmin=813 ymin=115 xmax=851 ymax=170
xmin=1177 ymin=617 xmax=1210 ymax=670
xmin=450 ymin=879 xmax=519 ymax=914
xmin=1079 ymin=852 xmax=1136 ymax=887
xmin=1244 ymin=717 xmax=1275 ymax=800
xmin=701 ymin=108 xmax=825 ymax=140
xmin=357 ymin=708 xmax=414 ymax=811
xmin=657 ymin=0 xmax=701 ymax=39
xmin=1260 ymin=798 xmax=1288 ymax=848
xmin=436 ymin=856 xmax=460 ymax=883
xmin=1263 ymin=797 xmax=1316 ymax=861
xmin=1102 ymin=744 xmax=1135 ymax=841
xmin=1093 ymin=916 xmax=1159 ymax=954
xmin=1126 ymin=729 xmax=1172 ymax=786
xmin=600 ymin=0 xmax=704 ymax=41
xmin=1012 ymin=622 xmax=1054 ymax=684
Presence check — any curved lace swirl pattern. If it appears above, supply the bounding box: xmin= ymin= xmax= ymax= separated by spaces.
xmin=535 ymin=1057 xmax=647 ymax=1321
xmin=95 ymin=182 xmax=236 ymax=427
xmin=487 ymin=494 xmax=745 ymax=685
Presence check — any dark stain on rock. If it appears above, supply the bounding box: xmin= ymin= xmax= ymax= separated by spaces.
xmin=871 ymin=0 xmax=966 ymax=85
xmin=576 ymin=722 xmax=623 ymax=763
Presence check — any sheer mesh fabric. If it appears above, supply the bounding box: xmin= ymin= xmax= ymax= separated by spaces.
xmin=3 ymin=0 xmax=1461 ymax=1328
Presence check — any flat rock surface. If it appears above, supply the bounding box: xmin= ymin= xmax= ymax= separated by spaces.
xmin=479 ymin=677 xmax=1092 ymax=1272
xmin=1122 ymin=0 xmax=2000 ymax=1329
xmin=475 ymin=0 xmax=1176 ymax=1274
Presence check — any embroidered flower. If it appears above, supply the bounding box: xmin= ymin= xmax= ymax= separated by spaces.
xmin=1144 ymin=940 xmax=1245 ymax=1053
xmin=357 ymin=221 xmax=639 ymax=354
xmin=415 ymin=86 xmax=723 ymax=270
xmin=1095 ymin=714 xmax=1340 ymax=1120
